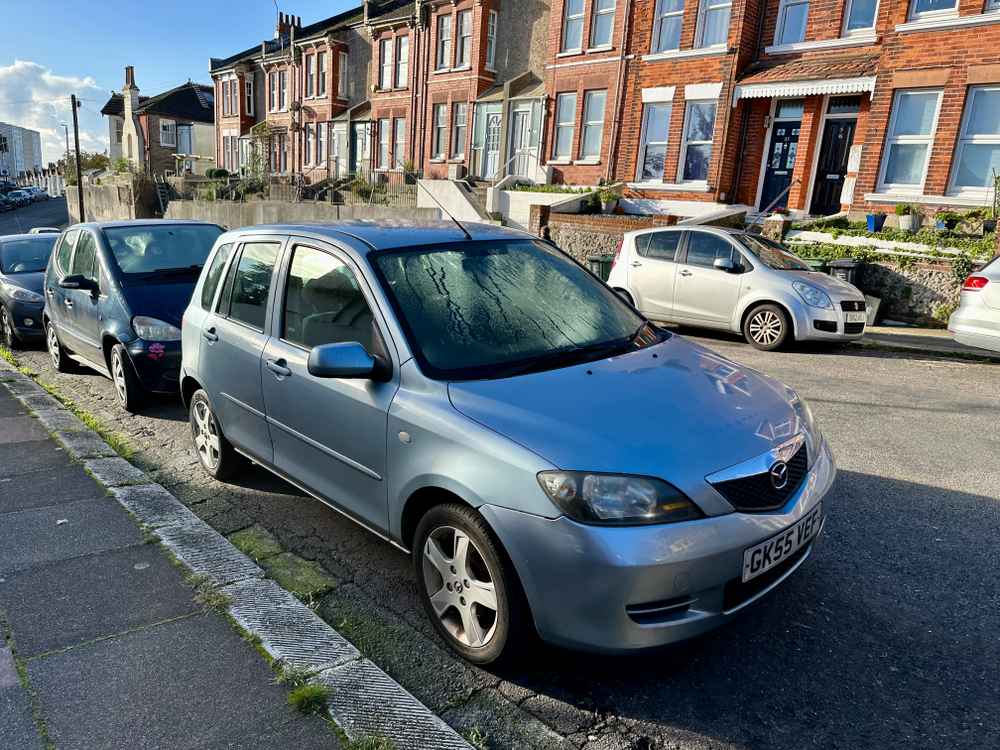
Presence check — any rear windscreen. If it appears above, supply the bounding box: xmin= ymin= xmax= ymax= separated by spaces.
xmin=103 ymin=224 xmax=223 ymax=275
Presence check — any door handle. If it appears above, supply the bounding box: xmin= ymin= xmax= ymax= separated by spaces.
xmin=631 ymin=261 xmax=643 ymax=267
xmin=202 ymin=327 xmax=218 ymax=343
xmin=679 ymin=270 xmax=693 ymax=277
xmin=266 ymin=359 xmax=292 ymax=378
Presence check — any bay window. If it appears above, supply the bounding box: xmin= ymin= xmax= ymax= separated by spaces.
xmin=695 ymin=0 xmax=731 ymax=48
xmin=580 ymin=90 xmax=607 ymax=159
xmin=396 ymin=36 xmax=409 ymax=88
xmin=305 ymin=54 xmax=315 ymax=97
xmin=378 ymin=118 xmax=391 ymax=169
xmin=457 ymin=11 xmax=473 ymax=67
xmin=338 ymin=52 xmax=348 ymax=97
xmin=652 ymin=0 xmax=684 ymax=52
xmin=452 ymin=103 xmax=468 ymax=159
xmin=317 ymin=52 xmax=326 ymax=96
xmin=437 ymin=15 xmax=452 ymax=69
xmin=393 ymin=118 xmax=406 ymax=169
xmin=553 ymin=92 xmax=577 ymax=160
xmin=950 ymin=86 xmax=1000 ymax=195
xmin=278 ymin=70 xmax=287 ymax=110
xmin=878 ymin=89 xmax=942 ymax=191
xmin=380 ymin=38 xmax=393 ymax=89
xmin=316 ymin=122 xmax=326 ymax=165
xmin=246 ymin=79 xmax=254 ymax=116
xmin=679 ymin=100 xmax=716 ymax=182
xmin=304 ymin=123 xmax=313 ymax=166
xmin=269 ymin=71 xmax=277 ymax=111
xmin=637 ymin=103 xmax=672 ymax=180
xmin=433 ymin=104 xmax=448 ymax=159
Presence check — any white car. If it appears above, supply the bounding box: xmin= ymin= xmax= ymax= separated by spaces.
xmin=948 ymin=256 xmax=1000 ymax=352
xmin=606 ymin=226 xmax=868 ymax=350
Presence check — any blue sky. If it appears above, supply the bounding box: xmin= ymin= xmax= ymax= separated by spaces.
xmin=0 ymin=0 xmax=359 ymax=162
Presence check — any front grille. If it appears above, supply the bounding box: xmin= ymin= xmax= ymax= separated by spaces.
xmin=722 ymin=543 xmax=811 ymax=611
xmin=711 ymin=443 xmax=808 ymax=512
xmin=840 ymin=300 xmax=866 ymax=312
xmin=844 ymin=322 xmax=865 ymax=334
xmin=812 ymin=320 xmax=837 ymax=333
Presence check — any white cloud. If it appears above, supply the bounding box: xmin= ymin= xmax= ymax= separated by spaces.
xmin=0 ymin=60 xmax=110 ymax=165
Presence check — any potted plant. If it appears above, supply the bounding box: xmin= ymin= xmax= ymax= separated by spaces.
xmin=866 ymin=210 xmax=887 ymax=232
xmin=934 ymin=210 xmax=962 ymax=232
xmin=895 ymin=203 xmax=918 ymax=232
xmin=598 ymin=186 xmax=620 ymax=213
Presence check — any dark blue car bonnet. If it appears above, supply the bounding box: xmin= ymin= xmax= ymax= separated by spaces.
xmin=120 ymin=278 xmax=199 ymax=328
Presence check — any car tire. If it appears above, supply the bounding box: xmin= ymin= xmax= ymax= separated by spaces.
xmin=1 ymin=306 xmax=21 ymax=350
xmin=743 ymin=304 xmax=791 ymax=351
xmin=46 ymin=320 xmax=78 ymax=373
xmin=189 ymin=389 xmax=243 ymax=481
xmin=413 ymin=503 xmax=533 ymax=667
xmin=110 ymin=343 xmax=146 ymax=413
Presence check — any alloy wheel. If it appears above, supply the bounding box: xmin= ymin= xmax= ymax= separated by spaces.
xmin=192 ymin=399 xmax=222 ymax=471
xmin=111 ymin=350 xmax=129 ymax=405
xmin=47 ymin=324 xmax=61 ymax=369
xmin=421 ymin=525 xmax=499 ymax=649
xmin=748 ymin=310 xmax=783 ymax=347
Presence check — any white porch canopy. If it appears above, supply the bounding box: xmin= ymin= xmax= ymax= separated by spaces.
xmin=732 ymin=76 xmax=876 ymax=106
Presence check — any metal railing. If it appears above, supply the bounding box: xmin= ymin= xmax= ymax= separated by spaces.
xmin=332 ymin=167 xmax=420 ymax=207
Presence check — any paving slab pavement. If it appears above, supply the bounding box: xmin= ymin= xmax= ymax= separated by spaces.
xmin=855 ymin=325 xmax=1000 ymax=361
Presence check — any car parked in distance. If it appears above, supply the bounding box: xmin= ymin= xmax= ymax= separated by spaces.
xmin=0 ymin=195 xmax=14 ymax=213
xmin=948 ymin=256 xmax=1000 ymax=353
xmin=181 ymin=222 xmax=834 ymax=665
xmin=24 ymin=187 xmax=49 ymax=202
xmin=6 ymin=190 xmax=31 ymax=208
xmin=44 ymin=220 xmax=224 ymax=412
xmin=29 ymin=227 xmax=62 ymax=234
xmin=606 ymin=227 xmax=868 ymax=350
xmin=0 ymin=233 xmax=58 ymax=348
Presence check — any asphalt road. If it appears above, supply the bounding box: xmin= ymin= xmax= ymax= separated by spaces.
xmin=13 ymin=333 xmax=1000 ymax=750
xmin=0 ymin=197 xmax=69 ymax=236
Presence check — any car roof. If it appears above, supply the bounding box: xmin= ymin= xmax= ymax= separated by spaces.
xmin=0 ymin=233 xmax=59 ymax=243
xmin=219 ymin=220 xmax=533 ymax=253
xmin=69 ymin=219 xmax=224 ymax=231
xmin=625 ymin=224 xmax=753 ymax=239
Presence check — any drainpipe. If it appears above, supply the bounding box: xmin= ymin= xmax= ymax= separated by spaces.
xmin=607 ymin=0 xmax=634 ymax=183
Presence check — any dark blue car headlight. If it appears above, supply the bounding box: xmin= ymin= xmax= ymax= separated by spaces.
xmin=132 ymin=316 xmax=181 ymax=342
xmin=537 ymin=471 xmax=704 ymax=526
xmin=9 ymin=287 xmax=44 ymax=304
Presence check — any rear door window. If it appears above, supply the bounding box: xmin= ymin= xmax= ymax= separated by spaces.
xmin=639 ymin=232 xmax=681 ymax=262
xmin=70 ymin=232 xmax=99 ymax=282
xmin=684 ymin=232 xmax=740 ymax=269
xmin=200 ymin=243 xmax=234 ymax=311
xmin=222 ymin=242 xmax=281 ymax=331
xmin=55 ymin=230 xmax=79 ymax=275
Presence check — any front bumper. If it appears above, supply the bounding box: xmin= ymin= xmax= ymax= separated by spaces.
xmin=481 ymin=438 xmax=835 ymax=653
xmin=7 ymin=300 xmax=45 ymax=340
xmin=792 ymin=300 xmax=867 ymax=342
xmin=126 ymin=339 xmax=182 ymax=394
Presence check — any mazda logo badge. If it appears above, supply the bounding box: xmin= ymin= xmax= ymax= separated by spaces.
xmin=769 ymin=461 xmax=789 ymax=490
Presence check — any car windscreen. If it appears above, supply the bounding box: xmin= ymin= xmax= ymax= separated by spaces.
xmin=371 ymin=240 xmax=655 ymax=380
xmin=737 ymin=234 xmax=813 ymax=271
xmin=102 ymin=224 xmax=223 ymax=277
xmin=0 ymin=236 xmax=57 ymax=274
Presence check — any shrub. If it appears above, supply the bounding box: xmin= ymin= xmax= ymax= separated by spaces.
xmin=894 ymin=203 xmax=913 ymax=216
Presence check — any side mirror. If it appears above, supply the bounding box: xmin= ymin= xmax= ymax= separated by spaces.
xmin=59 ymin=274 xmax=99 ymax=292
xmin=713 ymin=257 xmax=737 ymax=273
xmin=307 ymin=341 xmax=389 ymax=381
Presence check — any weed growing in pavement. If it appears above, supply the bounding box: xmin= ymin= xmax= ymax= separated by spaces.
xmin=274 ymin=664 xmax=317 ymax=689
xmin=463 ymin=726 xmax=489 ymax=749
xmin=287 ymin=683 xmax=332 ymax=715
xmin=340 ymin=733 xmax=396 ymax=750
xmin=185 ymin=573 xmax=233 ymax=612
xmin=0 ymin=345 xmax=15 ymax=367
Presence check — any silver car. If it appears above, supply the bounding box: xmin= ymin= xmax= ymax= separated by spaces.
xmin=607 ymin=227 xmax=868 ymax=350
xmin=948 ymin=256 xmax=1000 ymax=353
xmin=180 ymin=222 xmax=835 ymax=664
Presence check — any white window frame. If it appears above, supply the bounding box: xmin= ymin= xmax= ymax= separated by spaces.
xmin=338 ymin=52 xmax=349 ymax=97
xmin=433 ymin=103 xmax=448 ymax=159
xmin=246 ymin=79 xmax=254 ymax=116
xmin=305 ymin=53 xmax=315 ymax=97
xmin=695 ymin=0 xmax=732 ymax=48
xmin=221 ymin=80 xmax=230 ymax=116
xmin=774 ymin=0 xmax=810 ymax=45
xmin=452 ymin=102 xmax=468 ymax=159
xmin=396 ymin=35 xmax=409 ymax=88
xmin=456 ymin=10 xmax=473 ymax=68
xmin=877 ymin=88 xmax=943 ymax=193
xmin=380 ymin=38 xmax=394 ymax=89
xmin=437 ymin=14 xmax=452 ymax=70
xmin=552 ymin=92 xmax=577 ymax=160
xmin=579 ymin=90 xmax=607 ymax=160
xmin=636 ymin=102 xmax=673 ymax=181
xmin=562 ymin=0 xmax=586 ymax=52
xmin=842 ymin=0 xmax=879 ymax=35
xmin=678 ymin=100 xmax=717 ymax=184
xmin=316 ymin=122 xmax=326 ymax=165
xmin=304 ymin=123 xmax=314 ymax=166
xmin=907 ymin=0 xmax=958 ymax=21
xmin=378 ymin=118 xmax=391 ymax=169
xmin=269 ymin=71 xmax=277 ymax=111
xmin=486 ymin=10 xmax=498 ymax=69
xmin=279 ymin=69 xmax=288 ymax=111
xmin=652 ymin=0 xmax=685 ymax=52
xmin=590 ymin=0 xmax=616 ymax=49
xmin=159 ymin=118 xmax=177 ymax=148
xmin=317 ymin=52 xmax=327 ymax=96
xmin=948 ymin=85 xmax=1000 ymax=197
xmin=393 ymin=117 xmax=406 ymax=169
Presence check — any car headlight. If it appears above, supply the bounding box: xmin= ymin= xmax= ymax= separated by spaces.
xmin=792 ymin=281 xmax=832 ymax=309
xmin=786 ymin=387 xmax=823 ymax=453
xmin=132 ymin=316 xmax=181 ymax=341
xmin=537 ymin=471 xmax=704 ymax=526
xmin=9 ymin=287 xmax=44 ymax=303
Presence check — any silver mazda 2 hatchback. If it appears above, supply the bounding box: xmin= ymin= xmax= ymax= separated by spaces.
xmin=181 ymin=222 xmax=835 ymax=665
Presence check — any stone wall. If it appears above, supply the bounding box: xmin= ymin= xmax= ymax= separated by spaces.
xmin=66 ymin=180 xmax=159 ymax=224
xmin=533 ymin=211 xmax=679 ymax=263
xmin=858 ymin=259 xmax=963 ymax=326
xmin=163 ymin=199 xmax=438 ymax=229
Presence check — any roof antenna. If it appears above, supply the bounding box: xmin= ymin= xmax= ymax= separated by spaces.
xmin=392 ymin=157 xmax=473 ymax=240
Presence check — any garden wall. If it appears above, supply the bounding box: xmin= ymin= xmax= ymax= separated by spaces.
xmin=163 ymin=200 xmax=438 ymax=229
xmin=529 ymin=209 xmax=679 ymax=263
xmin=66 ymin=181 xmax=159 ymax=224
xmin=857 ymin=259 xmax=963 ymax=326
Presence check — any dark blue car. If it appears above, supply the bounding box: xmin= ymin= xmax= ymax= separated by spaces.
xmin=1 ymin=233 xmax=58 ymax=348
xmin=43 ymin=220 xmax=224 ymax=412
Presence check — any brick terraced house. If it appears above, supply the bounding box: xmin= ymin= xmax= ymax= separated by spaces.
xmin=212 ymin=0 xmax=1000 ymax=218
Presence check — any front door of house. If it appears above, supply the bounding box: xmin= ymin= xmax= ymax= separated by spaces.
xmin=510 ymin=109 xmax=532 ymax=177
xmin=351 ymin=122 xmax=370 ymax=174
xmin=483 ymin=113 xmax=501 ymax=179
xmin=810 ymin=119 xmax=856 ymax=216
xmin=760 ymin=120 xmax=800 ymax=212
